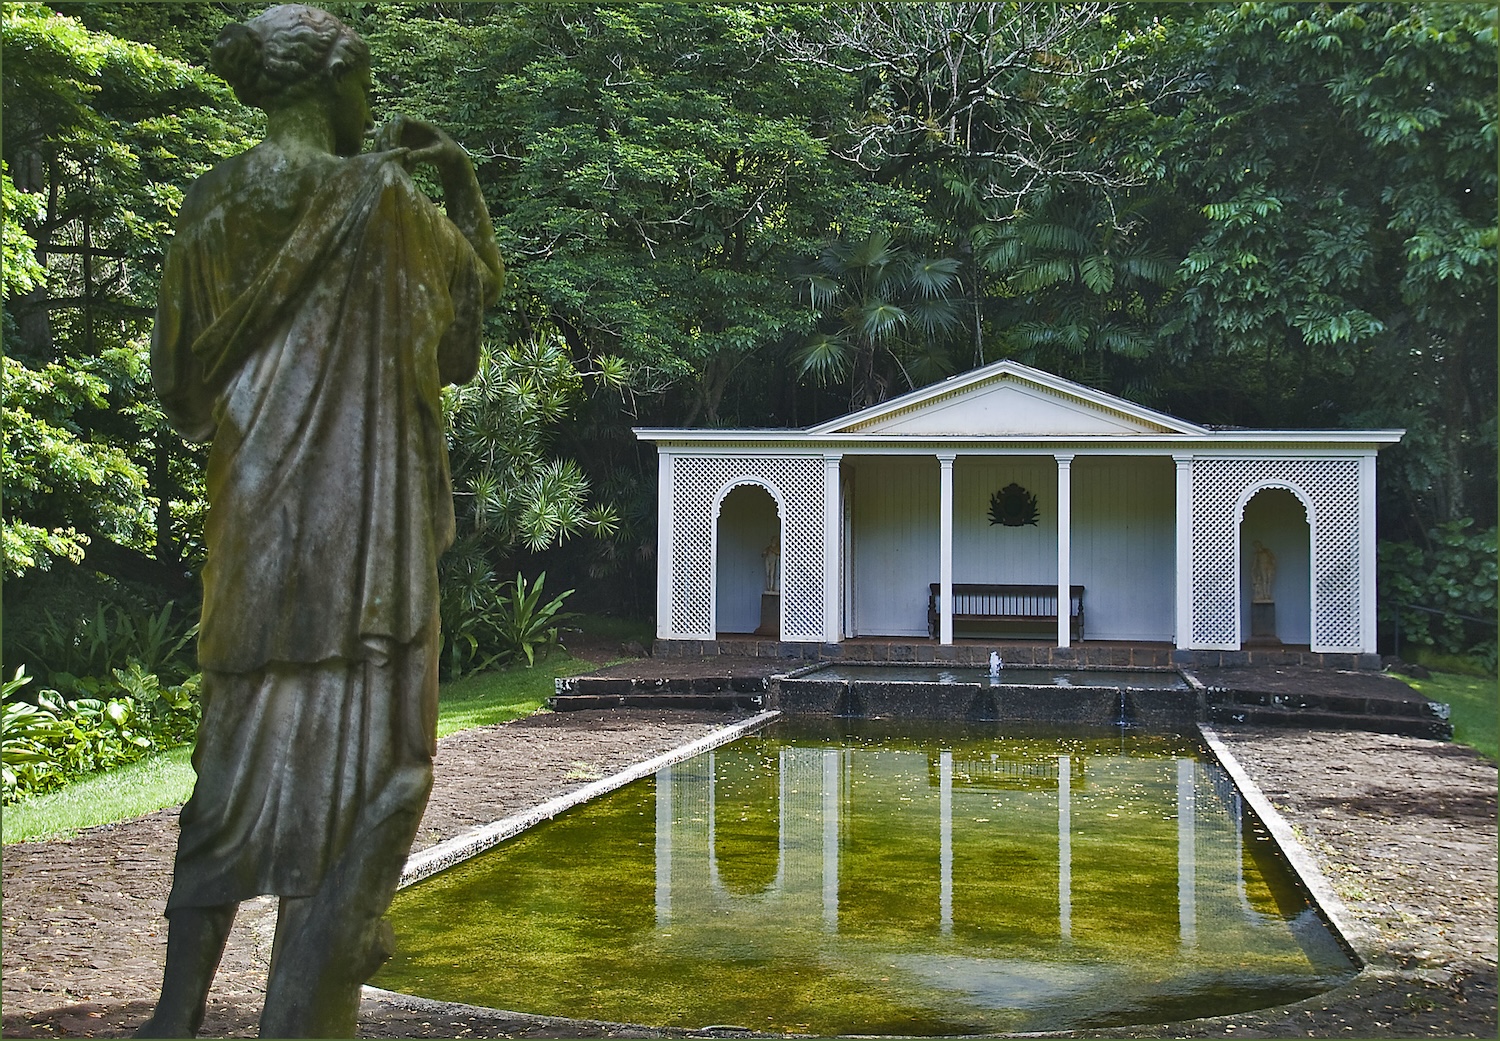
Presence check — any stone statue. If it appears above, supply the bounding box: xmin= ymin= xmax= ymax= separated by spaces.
xmin=762 ymin=537 xmax=781 ymax=594
xmin=137 ymin=6 xmax=500 ymax=1037
xmin=1251 ymin=540 xmax=1277 ymax=603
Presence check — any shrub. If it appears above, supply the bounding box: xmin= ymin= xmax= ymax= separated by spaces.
xmin=1380 ymin=520 xmax=1498 ymax=670
xmin=439 ymin=568 xmax=575 ymax=678
xmin=1 ymin=662 xmax=201 ymax=804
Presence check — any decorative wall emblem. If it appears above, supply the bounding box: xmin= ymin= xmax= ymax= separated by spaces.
xmin=988 ymin=483 xmax=1039 ymax=527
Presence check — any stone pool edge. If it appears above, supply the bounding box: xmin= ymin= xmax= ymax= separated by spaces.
xmin=1196 ymin=722 xmax=1376 ymax=970
xmin=397 ymin=709 xmax=781 ymax=890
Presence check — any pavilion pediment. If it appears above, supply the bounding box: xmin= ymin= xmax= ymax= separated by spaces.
xmin=810 ymin=361 xmax=1206 ymax=437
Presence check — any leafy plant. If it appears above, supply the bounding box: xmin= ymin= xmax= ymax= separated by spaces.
xmin=2 ymin=667 xmax=63 ymax=796
xmin=440 ymin=566 xmax=577 ymax=678
xmin=494 ymin=571 xmax=575 ymax=668
xmin=794 ymin=231 xmax=964 ymax=408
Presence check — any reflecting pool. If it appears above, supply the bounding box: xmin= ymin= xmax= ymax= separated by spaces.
xmin=374 ymin=721 xmax=1356 ymax=1035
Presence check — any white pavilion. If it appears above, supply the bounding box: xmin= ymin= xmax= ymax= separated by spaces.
xmin=635 ymin=360 xmax=1402 ymax=665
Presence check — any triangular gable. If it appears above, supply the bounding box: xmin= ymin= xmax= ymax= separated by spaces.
xmin=807 ymin=360 xmax=1208 ymax=437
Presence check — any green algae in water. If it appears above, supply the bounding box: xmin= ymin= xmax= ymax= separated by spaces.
xmin=375 ymin=722 xmax=1356 ymax=1035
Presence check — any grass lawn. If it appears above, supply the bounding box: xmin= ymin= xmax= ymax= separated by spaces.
xmin=1394 ymin=669 xmax=1499 ymax=763
xmin=2 ymin=746 xmax=199 ymax=845
xmin=3 ymin=649 xmax=599 ymax=845
xmin=435 ymin=652 xmax=594 ymax=737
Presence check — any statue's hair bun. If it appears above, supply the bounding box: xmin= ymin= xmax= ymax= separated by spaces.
xmin=210 ymin=5 xmax=367 ymax=111
xmin=211 ymin=22 xmax=267 ymax=105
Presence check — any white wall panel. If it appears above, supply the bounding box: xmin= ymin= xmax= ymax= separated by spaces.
xmin=1071 ymin=457 xmax=1175 ymax=641
xmin=953 ymin=458 xmax=1059 ymax=585
xmin=849 ymin=458 xmax=938 ymax=636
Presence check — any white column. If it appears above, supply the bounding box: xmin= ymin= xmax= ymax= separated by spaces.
xmin=1055 ymin=454 xmax=1074 ymax=648
xmin=938 ymin=453 xmax=956 ymax=645
xmin=1058 ymin=755 xmax=1072 ymax=940
xmin=1173 ymin=455 xmax=1194 ymax=650
xmin=940 ymin=749 xmax=953 ymax=935
xmin=822 ymin=453 xmax=843 ymax=644
xmin=1358 ymin=453 xmax=1378 ymax=654
xmin=657 ymin=451 xmax=676 ymax=641
xmin=1177 ymin=758 xmax=1197 ymax=946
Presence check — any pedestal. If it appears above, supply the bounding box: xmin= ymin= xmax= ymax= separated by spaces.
xmin=755 ymin=593 xmax=780 ymax=637
xmin=1250 ymin=601 xmax=1278 ymax=643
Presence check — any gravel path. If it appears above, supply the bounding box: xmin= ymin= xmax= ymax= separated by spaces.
xmin=3 ymin=711 xmax=1494 ymax=1038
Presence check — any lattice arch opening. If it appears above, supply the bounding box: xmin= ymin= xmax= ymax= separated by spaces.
xmin=669 ymin=456 xmax=827 ymax=640
xmin=1189 ymin=459 xmax=1363 ymax=651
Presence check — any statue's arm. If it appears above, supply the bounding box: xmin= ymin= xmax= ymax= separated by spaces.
xmin=434 ymin=150 xmax=503 ymax=309
xmin=377 ymin=116 xmax=502 ymax=306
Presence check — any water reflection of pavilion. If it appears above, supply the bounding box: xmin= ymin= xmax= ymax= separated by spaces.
xmin=653 ymin=744 xmax=1267 ymax=950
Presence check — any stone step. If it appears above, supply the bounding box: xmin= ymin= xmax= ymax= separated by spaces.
xmin=1203 ymin=686 xmax=1450 ymax=720
xmin=548 ymin=692 xmax=767 ymax=712
xmin=555 ymin=675 xmax=770 ymax=696
xmin=1205 ymin=702 xmax=1452 ymax=739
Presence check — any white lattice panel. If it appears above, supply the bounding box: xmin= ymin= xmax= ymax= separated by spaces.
xmin=670 ymin=456 xmax=827 ymax=640
xmin=1189 ymin=458 xmax=1362 ymax=650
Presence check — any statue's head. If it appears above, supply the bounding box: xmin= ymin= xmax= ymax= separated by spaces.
xmin=212 ymin=5 xmax=369 ymax=123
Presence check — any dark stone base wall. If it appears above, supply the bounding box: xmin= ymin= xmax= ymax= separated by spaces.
xmin=774 ymin=678 xmax=1205 ymax=727
xmin=652 ymin=639 xmax=1382 ymax=672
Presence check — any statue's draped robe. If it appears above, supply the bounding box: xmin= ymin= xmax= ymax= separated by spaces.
xmin=153 ymin=151 xmax=486 ymax=909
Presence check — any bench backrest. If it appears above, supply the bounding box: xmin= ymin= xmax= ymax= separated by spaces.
xmin=928 ymin=583 xmax=1084 ymax=617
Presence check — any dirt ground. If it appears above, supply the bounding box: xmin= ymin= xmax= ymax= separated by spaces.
xmin=2 ymin=667 xmax=1495 ymax=1038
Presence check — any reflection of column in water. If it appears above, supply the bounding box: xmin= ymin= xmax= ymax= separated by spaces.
xmin=1194 ymin=760 xmax=1258 ymax=943
xmin=940 ymin=750 xmax=953 ymax=935
xmin=656 ymin=764 xmax=672 ymax=926
xmin=707 ymin=751 xmax=719 ymax=890
xmin=1058 ymin=755 xmax=1072 ymax=940
xmin=1178 ymin=758 xmax=1197 ymax=946
xmin=823 ymin=748 xmax=839 ymax=932
xmin=1206 ymin=760 xmax=1252 ymax=917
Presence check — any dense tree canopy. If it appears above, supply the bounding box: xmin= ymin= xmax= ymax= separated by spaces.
xmin=4 ymin=1 xmax=1494 ymax=669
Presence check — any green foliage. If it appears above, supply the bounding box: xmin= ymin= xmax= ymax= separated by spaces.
xmin=13 ymin=600 xmax=197 ymax=691
xmin=441 ymin=566 xmax=575 ymax=680
xmin=794 ymin=231 xmax=964 ymax=408
xmin=1 ymin=354 xmax=149 ymax=575
xmin=440 ymin=335 xmax=622 ymax=677
xmin=448 ymin=335 xmax=624 ymax=556
xmin=980 ymin=188 xmax=1180 ymax=399
xmin=2 ymin=3 xmax=245 ymax=586
xmin=353 ymin=2 xmax=869 ymax=429
xmin=2 ymin=596 xmax=201 ymax=803
xmin=1 ymin=162 xmax=45 ymax=296
xmin=1123 ymin=2 xmax=1496 ymax=534
xmin=1380 ymin=521 xmax=1498 ymax=667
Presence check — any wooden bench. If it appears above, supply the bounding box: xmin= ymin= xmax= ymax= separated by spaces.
xmin=928 ymin=583 xmax=1085 ymax=640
